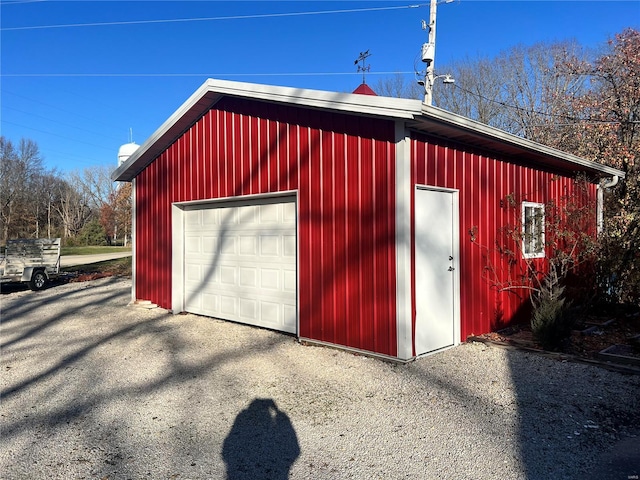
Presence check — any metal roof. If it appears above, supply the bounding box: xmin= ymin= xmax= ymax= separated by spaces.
xmin=112 ymin=78 xmax=624 ymax=182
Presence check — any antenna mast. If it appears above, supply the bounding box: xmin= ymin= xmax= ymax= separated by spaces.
xmin=420 ymin=0 xmax=454 ymax=105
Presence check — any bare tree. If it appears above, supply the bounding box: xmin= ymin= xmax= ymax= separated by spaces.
xmin=68 ymin=165 xmax=129 ymax=244
xmin=433 ymin=55 xmax=505 ymax=125
xmin=30 ymin=172 xmax=65 ymax=239
xmin=373 ymin=73 xmax=423 ymax=100
xmin=434 ymin=29 xmax=639 ymax=303
xmin=0 ymin=137 xmax=46 ymax=241
xmin=0 ymin=136 xmax=118 ymax=244
xmin=433 ymin=41 xmax=590 ymax=139
xmin=113 ymin=182 xmax=132 ymax=246
xmin=70 ymin=165 xmax=117 ymax=211
xmin=54 ymin=177 xmax=93 ymax=239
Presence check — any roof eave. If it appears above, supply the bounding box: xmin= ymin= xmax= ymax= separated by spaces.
xmin=112 ymin=79 xmax=422 ymax=182
xmin=112 ymin=82 xmax=223 ymax=182
xmin=112 ymin=78 xmax=625 ymax=183
xmin=413 ymin=104 xmax=625 ymax=179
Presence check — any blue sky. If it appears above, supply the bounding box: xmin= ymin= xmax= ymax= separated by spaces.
xmin=1 ymin=0 xmax=638 ymax=174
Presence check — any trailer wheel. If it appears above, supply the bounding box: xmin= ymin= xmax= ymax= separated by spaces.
xmin=29 ymin=270 xmax=47 ymax=291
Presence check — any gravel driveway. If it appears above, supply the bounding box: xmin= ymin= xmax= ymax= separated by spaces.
xmin=1 ymin=277 xmax=638 ymax=480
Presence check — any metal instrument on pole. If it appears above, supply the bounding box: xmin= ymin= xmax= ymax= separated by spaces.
xmin=419 ymin=0 xmax=455 ymax=105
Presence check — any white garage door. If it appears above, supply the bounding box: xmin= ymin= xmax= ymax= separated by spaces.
xmin=183 ymin=198 xmax=297 ymax=334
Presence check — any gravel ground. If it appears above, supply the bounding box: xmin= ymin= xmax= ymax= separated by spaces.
xmin=1 ymin=277 xmax=639 ymax=480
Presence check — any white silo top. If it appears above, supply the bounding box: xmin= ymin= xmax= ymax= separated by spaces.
xmin=118 ymin=142 xmax=140 ymax=166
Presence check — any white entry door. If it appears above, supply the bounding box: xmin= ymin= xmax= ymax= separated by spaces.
xmin=182 ymin=197 xmax=297 ymax=334
xmin=415 ymin=187 xmax=458 ymax=355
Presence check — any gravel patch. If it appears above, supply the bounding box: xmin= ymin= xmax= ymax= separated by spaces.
xmin=1 ymin=277 xmax=639 ymax=480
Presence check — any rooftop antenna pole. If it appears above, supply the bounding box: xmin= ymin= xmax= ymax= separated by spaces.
xmin=421 ymin=0 xmax=453 ymax=105
xmin=423 ymin=0 xmax=438 ymax=105
xmin=354 ymin=50 xmax=371 ymax=84
xmin=129 ymin=127 xmax=133 ymax=143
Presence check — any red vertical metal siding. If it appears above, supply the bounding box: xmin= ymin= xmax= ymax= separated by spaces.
xmin=135 ymin=98 xmax=398 ymax=356
xmin=411 ymin=133 xmax=597 ymax=340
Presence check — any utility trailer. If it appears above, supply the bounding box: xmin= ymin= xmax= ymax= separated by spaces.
xmin=0 ymin=238 xmax=61 ymax=291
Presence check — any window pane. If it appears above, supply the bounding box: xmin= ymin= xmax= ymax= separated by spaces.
xmin=522 ymin=203 xmax=544 ymax=258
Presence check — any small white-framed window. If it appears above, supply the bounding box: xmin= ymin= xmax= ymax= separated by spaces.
xmin=522 ymin=202 xmax=545 ymax=258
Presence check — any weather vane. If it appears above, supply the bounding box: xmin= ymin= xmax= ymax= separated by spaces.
xmin=354 ymin=50 xmax=371 ymax=84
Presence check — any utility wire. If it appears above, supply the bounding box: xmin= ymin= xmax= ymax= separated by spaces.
xmin=0 ymin=0 xmax=45 ymax=5
xmin=1 ymin=3 xmax=429 ymax=31
xmin=1 ymin=71 xmax=415 ymax=77
xmin=38 ymin=147 xmax=111 ymax=167
xmin=3 ymin=105 xmax=124 ymax=142
xmin=2 ymin=89 xmax=132 ymax=130
xmin=448 ymin=82 xmax=632 ymax=125
xmin=1 ymin=120 xmax=115 ymax=152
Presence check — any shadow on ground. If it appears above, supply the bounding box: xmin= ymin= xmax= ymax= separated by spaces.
xmin=1 ymin=278 xmax=639 ymax=479
xmin=222 ymin=398 xmax=300 ymax=480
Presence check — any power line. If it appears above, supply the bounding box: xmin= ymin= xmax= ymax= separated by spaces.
xmin=1 ymin=71 xmax=415 ymax=78
xmin=1 ymin=120 xmax=115 ymax=152
xmin=2 ymin=89 xmax=137 ymax=131
xmin=529 ymin=122 xmax=635 ymax=127
xmin=40 ymin=147 xmax=113 ymax=168
xmin=3 ymin=105 xmax=124 ymax=143
xmin=0 ymin=0 xmax=46 ymax=5
xmin=1 ymin=3 xmax=429 ymax=31
xmin=447 ymin=82 xmax=630 ymax=125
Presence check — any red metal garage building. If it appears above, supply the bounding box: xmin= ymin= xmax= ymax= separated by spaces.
xmin=112 ymin=79 xmax=623 ymax=361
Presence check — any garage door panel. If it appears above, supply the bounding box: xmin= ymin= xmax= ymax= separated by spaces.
xmin=186 ymin=210 xmax=201 ymax=226
xmin=185 ymin=289 xmax=202 ymax=310
xmin=184 ymin=264 xmax=202 ymax=283
xmin=260 ymin=235 xmax=280 ymax=256
xmin=239 ymin=236 xmax=257 ymax=255
xmin=283 ymin=202 xmax=296 ymax=222
xmin=260 ymin=301 xmax=279 ymax=324
xmin=241 ymin=205 xmax=258 ymax=224
xmin=260 ymin=268 xmax=280 ymax=290
xmin=220 ymin=265 xmax=237 ymax=286
xmin=259 ymin=203 xmax=280 ymax=223
xmin=202 ymin=236 xmax=218 ymax=254
xmin=218 ymin=207 xmax=239 ymax=225
xmin=240 ymin=267 xmax=258 ymax=287
xmin=202 ymin=209 xmax=219 ymax=226
xmin=239 ymin=298 xmax=258 ymax=321
xmin=219 ymin=237 xmax=237 ymax=255
xmin=182 ymin=198 xmax=297 ymax=334
xmin=185 ymin=235 xmax=201 ymax=254
xmin=220 ymin=295 xmax=237 ymax=316
xmin=202 ymin=292 xmax=218 ymax=310
xmin=283 ymin=235 xmax=296 ymax=257
xmin=283 ymin=268 xmax=296 ymax=292
xmin=283 ymin=305 xmax=297 ymax=328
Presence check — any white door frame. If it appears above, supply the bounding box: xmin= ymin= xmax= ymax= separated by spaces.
xmin=414 ymin=184 xmax=461 ymax=356
xmin=171 ymin=191 xmax=299 ymax=336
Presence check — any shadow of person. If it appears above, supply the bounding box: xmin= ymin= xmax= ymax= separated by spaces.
xmin=222 ymin=398 xmax=300 ymax=480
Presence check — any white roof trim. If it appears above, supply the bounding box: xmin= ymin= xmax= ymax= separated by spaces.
xmin=112 ymin=79 xmax=422 ymax=182
xmin=112 ymin=78 xmax=625 ymax=182
xmin=417 ymin=103 xmax=625 ymax=179
xmin=203 ymin=78 xmax=421 ymax=118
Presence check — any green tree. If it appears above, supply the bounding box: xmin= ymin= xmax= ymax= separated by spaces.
xmin=78 ymin=219 xmax=107 ymax=246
